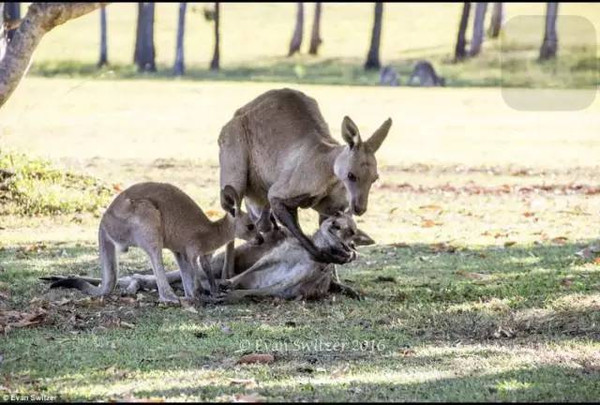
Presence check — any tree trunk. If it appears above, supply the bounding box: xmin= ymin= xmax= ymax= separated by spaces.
xmin=454 ymin=2 xmax=471 ymax=62
xmin=0 ymin=4 xmax=5 ymax=63
xmin=4 ymin=2 xmax=20 ymax=41
xmin=173 ymin=2 xmax=186 ymax=76
xmin=134 ymin=2 xmax=155 ymax=72
xmin=0 ymin=3 xmax=105 ymax=109
xmin=210 ymin=2 xmax=220 ymax=70
xmin=469 ymin=2 xmax=488 ymax=56
xmin=308 ymin=2 xmax=322 ymax=55
xmin=98 ymin=5 xmax=108 ymax=67
xmin=539 ymin=2 xmax=559 ymax=60
xmin=287 ymin=2 xmax=303 ymax=56
xmin=488 ymin=2 xmax=503 ymax=38
xmin=133 ymin=3 xmax=141 ymax=63
xmin=364 ymin=2 xmax=383 ymax=70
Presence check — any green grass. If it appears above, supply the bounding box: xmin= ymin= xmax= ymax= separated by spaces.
xmin=0 ymin=150 xmax=112 ymax=216
xmin=1 ymin=76 xmax=600 ymax=400
xmin=23 ymin=3 xmax=600 ymax=88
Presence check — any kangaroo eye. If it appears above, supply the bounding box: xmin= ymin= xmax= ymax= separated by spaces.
xmin=348 ymin=172 xmax=357 ymax=182
xmin=247 ymin=224 xmax=255 ymax=231
xmin=331 ymin=222 xmax=341 ymax=230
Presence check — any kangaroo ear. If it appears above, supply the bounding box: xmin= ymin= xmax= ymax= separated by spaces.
xmin=365 ymin=118 xmax=392 ymax=153
xmin=353 ymin=228 xmax=376 ymax=246
xmin=220 ymin=185 xmax=239 ymax=217
xmin=341 ymin=116 xmax=362 ymax=149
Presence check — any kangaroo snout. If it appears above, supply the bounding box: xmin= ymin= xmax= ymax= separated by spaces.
xmin=352 ymin=202 xmax=367 ymax=216
xmin=253 ymin=234 xmax=265 ymax=246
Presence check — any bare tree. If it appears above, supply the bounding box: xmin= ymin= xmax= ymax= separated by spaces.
xmin=0 ymin=3 xmax=105 ymax=109
xmin=0 ymin=4 xmax=5 ymax=63
xmin=454 ymin=2 xmax=471 ymax=62
xmin=288 ymin=2 xmax=303 ymax=56
xmin=4 ymin=2 xmax=20 ymax=41
xmin=133 ymin=2 xmax=155 ymax=72
xmin=308 ymin=2 xmax=322 ymax=55
xmin=210 ymin=2 xmax=220 ymax=70
xmin=173 ymin=2 xmax=186 ymax=76
xmin=488 ymin=2 xmax=503 ymax=38
xmin=539 ymin=2 xmax=559 ymax=60
xmin=469 ymin=3 xmax=488 ymax=56
xmin=98 ymin=5 xmax=108 ymax=67
xmin=364 ymin=2 xmax=383 ymax=70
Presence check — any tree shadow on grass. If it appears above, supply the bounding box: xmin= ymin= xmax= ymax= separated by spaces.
xmin=107 ymin=363 xmax=600 ymax=402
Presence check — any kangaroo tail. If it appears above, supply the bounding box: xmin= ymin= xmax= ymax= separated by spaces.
xmin=53 ymin=227 xmax=119 ymax=296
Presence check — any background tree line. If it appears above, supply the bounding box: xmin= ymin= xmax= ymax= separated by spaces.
xmin=0 ymin=2 xmax=563 ymax=107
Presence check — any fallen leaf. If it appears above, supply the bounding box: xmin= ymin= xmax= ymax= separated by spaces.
xmin=52 ymin=298 xmax=72 ymax=307
xmin=113 ymin=183 xmax=123 ymax=192
xmin=551 ymin=236 xmax=568 ymax=245
xmin=419 ymin=204 xmax=443 ymax=211
xmin=522 ymin=212 xmax=535 ymax=217
xmin=504 ymin=241 xmax=517 ymax=248
xmin=233 ymin=392 xmax=266 ymax=403
xmin=391 ymin=242 xmax=410 ymax=248
xmin=119 ymin=296 xmax=137 ymax=305
xmin=456 ymin=270 xmax=490 ymax=282
xmin=430 ymin=242 xmax=457 ymax=253
xmin=594 ymin=258 xmax=600 ymax=265
xmin=119 ymin=321 xmax=135 ymax=329
xmin=237 ymin=353 xmax=275 ymax=365
xmin=229 ymin=378 xmax=257 ymax=388
xmin=399 ymin=348 xmax=415 ymax=357
xmin=421 ymin=219 xmax=442 ymax=228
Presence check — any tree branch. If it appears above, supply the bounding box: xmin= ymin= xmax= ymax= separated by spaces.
xmin=0 ymin=2 xmax=107 ymax=108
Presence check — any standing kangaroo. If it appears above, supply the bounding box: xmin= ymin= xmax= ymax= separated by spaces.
xmin=218 ymin=88 xmax=392 ymax=265
xmin=50 ymin=182 xmax=261 ymax=303
xmin=408 ymin=61 xmax=446 ymax=87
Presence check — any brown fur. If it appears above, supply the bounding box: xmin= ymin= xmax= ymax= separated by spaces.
xmin=218 ymin=88 xmax=391 ymax=265
xmin=60 ymin=182 xmax=261 ymax=304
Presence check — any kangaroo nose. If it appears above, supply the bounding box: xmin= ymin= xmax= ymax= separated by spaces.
xmin=353 ymin=205 xmax=367 ymax=216
xmin=254 ymin=234 xmax=265 ymax=246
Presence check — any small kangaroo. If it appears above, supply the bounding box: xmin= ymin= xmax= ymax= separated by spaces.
xmin=218 ymin=88 xmax=392 ymax=265
xmin=379 ymin=65 xmax=400 ymax=86
xmin=50 ymin=182 xmax=262 ymax=303
xmin=408 ymin=61 xmax=446 ymax=87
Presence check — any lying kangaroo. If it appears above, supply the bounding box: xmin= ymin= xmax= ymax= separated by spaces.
xmin=379 ymin=65 xmax=400 ymax=86
xmin=45 ymin=213 xmax=374 ymax=301
xmin=218 ymin=88 xmax=392 ymax=265
xmin=408 ymin=61 xmax=445 ymax=87
xmin=224 ymin=212 xmax=374 ymax=301
xmin=50 ymin=182 xmax=262 ymax=303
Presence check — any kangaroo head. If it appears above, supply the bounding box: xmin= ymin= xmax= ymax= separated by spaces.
xmin=333 ymin=116 xmax=392 ymax=216
xmin=221 ymin=186 xmax=264 ymax=245
xmin=319 ymin=212 xmax=376 ymax=259
xmin=322 ymin=212 xmax=376 ymax=246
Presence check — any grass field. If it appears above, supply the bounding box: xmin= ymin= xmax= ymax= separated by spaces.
xmin=25 ymin=3 xmax=600 ymax=88
xmin=1 ymin=76 xmax=600 ymax=401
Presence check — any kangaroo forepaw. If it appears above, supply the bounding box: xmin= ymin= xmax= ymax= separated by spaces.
xmin=218 ymin=279 xmax=233 ymax=293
